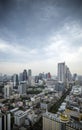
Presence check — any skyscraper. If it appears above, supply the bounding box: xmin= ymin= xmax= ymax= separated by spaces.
xmin=58 ymin=62 xmax=66 ymax=83
xmin=18 ymin=82 xmax=27 ymax=95
xmin=13 ymin=74 xmax=19 ymax=89
xmin=19 ymin=73 xmax=23 ymax=83
xmin=23 ymin=69 xmax=28 ymax=81
xmin=65 ymin=66 xmax=72 ymax=82
xmin=4 ymin=85 xmax=12 ymax=99
xmin=28 ymin=69 xmax=32 ymax=77
xmin=28 ymin=69 xmax=32 ymax=86
xmin=0 ymin=111 xmax=11 ymax=130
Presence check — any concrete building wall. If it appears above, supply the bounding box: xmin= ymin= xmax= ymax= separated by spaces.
xmin=58 ymin=62 xmax=66 ymax=83
xmin=0 ymin=116 xmax=2 ymax=130
xmin=43 ymin=116 xmax=61 ymax=130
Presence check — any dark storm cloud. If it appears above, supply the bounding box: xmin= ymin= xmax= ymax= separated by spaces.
xmin=0 ymin=0 xmax=82 ymax=47
xmin=0 ymin=0 xmax=82 ymax=62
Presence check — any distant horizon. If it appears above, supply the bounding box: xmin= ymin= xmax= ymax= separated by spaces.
xmin=0 ymin=0 xmax=82 ymax=75
xmin=0 ymin=61 xmax=81 ymax=76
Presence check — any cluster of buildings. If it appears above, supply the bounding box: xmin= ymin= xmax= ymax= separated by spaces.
xmin=13 ymin=69 xmax=32 ymax=89
xmin=0 ymin=69 xmax=32 ymax=99
xmin=58 ymin=62 xmax=72 ymax=84
xmin=43 ymin=85 xmax=82 ymax=130
xmin=35 ymin=72 xmax=51 ymax=83
xmin=0 ymin=86 xmax=63 ymax=130
xmin=0 ymin=62 xmax=82 ymax=130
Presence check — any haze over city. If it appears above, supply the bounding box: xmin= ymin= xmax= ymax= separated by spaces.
xmin=0 ymin=0 xmax=82 ymax=75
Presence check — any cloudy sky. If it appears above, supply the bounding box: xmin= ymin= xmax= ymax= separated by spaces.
xmin=0 ymin=0 xmax=82 ymax=75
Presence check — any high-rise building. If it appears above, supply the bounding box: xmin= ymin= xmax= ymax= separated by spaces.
xmin=73 ymin=73 xmax=77 ymax=81
xmin=66 ymin=66 xmax=72 ymax=82
xmin=4 ymin=85 xmax=12 ymax=99
xmin=58 ymin=62 xmax=66 ymax=83
xmin=19 ymin=73 xmax=23 ymax=83
xmin=35 ymin=76 xmax=39 ymax=83
xmin=46 ymin=72 xmax=51 ymax=79
xmin=0 ymin=73 xmax=2 ymax=82
xmin=0 ymin=111 xmax=11 ymax=130
xmin=28 ymin=69 xmax=32 ymax=77
xmin=23 ymin=69 xmax=28 ymax=81
xmin=28 ymin=69 xmax=32 ymax=86
xmin=0 ymin=83 xmax=4 ymax=96
xmin=77 ymin=75 xmax=82 ymax=85
xmin=13 ymin=74 xmax=19 ymax=89
xmin=18 ymin=82 xmax=27 ymax=95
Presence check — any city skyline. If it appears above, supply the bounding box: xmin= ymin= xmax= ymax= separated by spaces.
xmin=0 ymin=0 xmax=82 ymax=75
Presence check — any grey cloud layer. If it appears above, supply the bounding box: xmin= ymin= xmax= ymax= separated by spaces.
xmin=0 ymin=0 xmax=82 ymax=62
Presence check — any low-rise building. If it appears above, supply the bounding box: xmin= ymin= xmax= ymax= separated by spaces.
xmin=43 ymin=111 xmax=82 ymax=130
xmin=40 ymin=102 xmax=51 ymax=110
xmin=14 ymin=110 xmax=27 ymax=126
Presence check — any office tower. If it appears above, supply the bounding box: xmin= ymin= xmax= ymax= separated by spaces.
xmin=4 ymin=85 xmax=12 ymax=99
xmin=18 ymin=82 xmax=27 ymax=95
xmin=28 ymin=69 xmax=32 ymax=77
xmin=0 ymin=83 xmax=4 ymax=95
xmin=13 ymin=74 xmax=19 ymax=89
xmin=39 ymin=73 xmax=43 ymax=80
xmin=66 ymin=66 xmax=72 ymax=82
xmin=39 ymin=73 xmax=45 ymax=79
xmin=58 ymin=62 xmax=66 ymax=83
xmin=28 ymin=69 xmax=32 ymax=86
xmin=35 ymin=76 xmax=39 ymax=83
xmin=23 ymin=69 xmax=28 ymax=81
xmin=2 ymin=75 xmax=8 ymax=82
xmin=73 ymin=73 xmax=77 ymax=81
xmin=77 ymin=75 xmax=82 ymax=85
xmin=19 ymin=73 xmax=23 ymax=83
xmin=8 ymin=81 xmax=14 ymax=90
xmin=0 ymin=73 xmax=2 ymax=82
xmin=0 ymin=111 xmax=11 ymax=130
